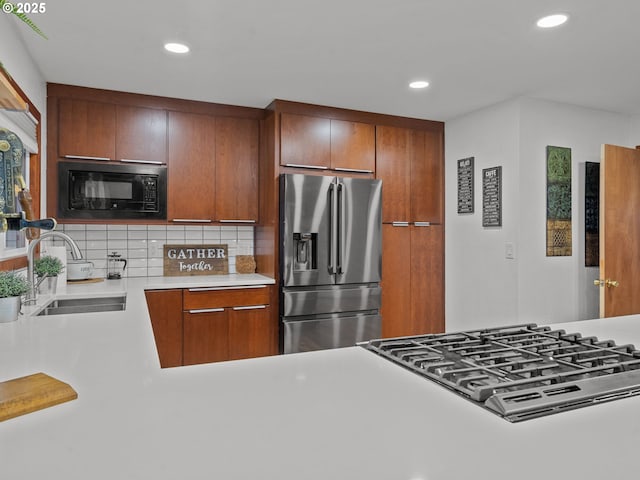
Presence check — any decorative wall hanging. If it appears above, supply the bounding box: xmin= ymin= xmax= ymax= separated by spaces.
xmin=585 ymin=162 xmax=599 ymax=266
xmin=482 ymin=166 xmax=502 ymax=227
xmin=163 ymin=244 xmax=229 ymax=276
xmin=546 ymin=146 xmax=572 ymax=256
xmin=457 ymin=157 xmax=474 ymax=214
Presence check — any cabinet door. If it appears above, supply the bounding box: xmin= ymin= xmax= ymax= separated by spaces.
xmin=280 ymin=113 xmax=330 ymax=169
xmin=215 ymin=117 xmax=259 ymax=222
xmin=167 ymin=111 xmax=216 ymax=222
xmin=410 ymin=224 xmax=444 ymax=335
xmin=410 ymin=129 xmax=444 ymax=224
xmin=381 ymin=224 xmax=412 ymax=338
xmin=228 ymin=305 xmax=276 ymax=360
xmin=183 ymin=309 xmax=229 ymax=365
xmin=116 ymin=105 xmax=167 ymax=163
xmin=145 ymin=289 xmax=183 ymax=368
xmin=376 ymin=125 xmax=411 ymax=223
xmin=330 ymin=120 xmax=375 ymax=173
xmin=58 ymin=98 xmax=116 ymax=160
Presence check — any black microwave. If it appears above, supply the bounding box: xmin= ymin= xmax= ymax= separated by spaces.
xmin=58 ymin=161 xmax=167 ymax=220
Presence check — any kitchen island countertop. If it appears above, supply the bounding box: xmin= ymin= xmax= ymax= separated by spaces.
xmin=1 ymin=275 xmax=639 ymax=479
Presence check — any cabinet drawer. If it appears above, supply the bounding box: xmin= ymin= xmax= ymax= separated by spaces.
xmin=183 ymin=285 xmax=270 ymax=310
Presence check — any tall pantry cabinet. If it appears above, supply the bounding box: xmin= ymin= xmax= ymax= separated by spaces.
xmin=376 ymin=125 xmax=444 ymax=338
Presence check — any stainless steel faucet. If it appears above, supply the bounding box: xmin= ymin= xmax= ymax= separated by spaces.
xmin=25 ymin=231 xmax=83 ymax=304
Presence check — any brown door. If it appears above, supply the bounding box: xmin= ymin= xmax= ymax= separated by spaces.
xmin=599 ymin=144 xmax=640 ymax=317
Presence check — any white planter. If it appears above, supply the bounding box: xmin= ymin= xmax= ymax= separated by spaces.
xmin=0 ymin=296 xmax=21 ymax=323
xmin=37 ymin=276 xmax=58 ymax=295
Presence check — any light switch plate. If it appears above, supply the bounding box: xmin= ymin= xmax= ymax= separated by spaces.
xmin=505 ymin=242 xmax=515 ymax=260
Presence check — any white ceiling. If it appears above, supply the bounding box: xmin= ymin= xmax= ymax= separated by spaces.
xmin=13 ymin=0 xmax=640 ymax=121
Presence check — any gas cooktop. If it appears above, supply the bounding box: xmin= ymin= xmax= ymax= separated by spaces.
xmin=360 ymin=323 xmax=640 ymax=422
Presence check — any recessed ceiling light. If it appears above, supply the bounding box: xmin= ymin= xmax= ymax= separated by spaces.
xmin=409 ymin=80 xmax=430 ymax=89
xmin=164 ymin=42 xmax=190 ymax=54
xmin=536 ymin=14 xmax=569 ymax=28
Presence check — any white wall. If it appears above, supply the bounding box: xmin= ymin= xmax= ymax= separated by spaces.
xmin=0 ymin=14 xmax=46 ymax=112
xmin=445 ymin=99 xmax=520 ymax=331
xmin=0 ymin=13 xmax=47 ymax=213
xmin=446 ymin=97 xmax=633 ymax=331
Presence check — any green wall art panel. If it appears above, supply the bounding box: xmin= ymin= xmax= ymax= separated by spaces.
xmin=546 ymin=146 xmax=572 ymax=256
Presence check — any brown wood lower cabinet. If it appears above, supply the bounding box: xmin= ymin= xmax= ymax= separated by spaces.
xmin=381 ymin=224 xmax=444 ymax=338
xmin=183 ymin=308 xmax=229 ymax=366
xmin=145 ymin=289 xmax=183 ymax=368
xmin=146 ymin=286 xmax=277 ymax=367
xmin=228 ymin=305 xmax=274 ymax=360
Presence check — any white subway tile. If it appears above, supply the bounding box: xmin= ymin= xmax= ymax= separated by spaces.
xmin=147 ymin=230 xmax=167 ymax=240
xmin=167 ymin=230 xmax=185 ymax=241
xmin=86 ymin=250 xmax=107 ymax=260
xmin=128 ymin=248 xmax=147 ymax=259
xmin=86 ymin=240 xmax=107 ymax=250
xmin=107 ymin=240 xmax=127 ymax=250
xmin=127 ymin=225 xmax=147 ymax=231
xmin=86 ymin=224 xmax=108 ymax=231
xmin=128 ymin=258 xmax=147 ymax=269
xmin=127 ymin=239 xmax=147 ymax=249
xmin=107 ymin=230 xmax=127 ymax=240
xmin=86 ymin=230 xmax=107 ymax=241
xmin=203 ymin=228 xmax=221 ymax=242
xmin=147 ymin=267 xmax=164 ymax=277
xmin=127 ymin=230 xmax=147 ymax=240
xmin=62 ymin=224 xmax=86 ymax=231
xmin=148 ymin=257 xmax=164 ymax=268
xmin=127 ymin=267 xmax=148 ymax=278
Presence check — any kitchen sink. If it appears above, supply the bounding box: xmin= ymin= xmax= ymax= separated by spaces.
xmin=36 ymin=295 xmax=127 ymax=316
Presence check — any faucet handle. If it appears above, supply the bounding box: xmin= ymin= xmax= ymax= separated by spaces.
xmin=5 ymin=215 xmax=57 ymax=232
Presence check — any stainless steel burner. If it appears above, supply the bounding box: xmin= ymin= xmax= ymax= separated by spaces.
xmin=360 ymin=324 xmax=640 ymax=422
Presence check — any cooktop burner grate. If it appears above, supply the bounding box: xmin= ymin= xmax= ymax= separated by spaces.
xmin=361 ymin=324 xmax=640 ymax=422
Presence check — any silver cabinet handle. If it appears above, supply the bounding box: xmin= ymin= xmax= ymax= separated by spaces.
xmin=232 ymin=305 xmax=267 ymax=311
xmin=284 ymin=163 xmax=329 ymax=170
xmin=414 ymin=222 xmax=431 ymax=227
xmin=334 ymin=167 xmax=373 ymax=174
xmin=188 ymin=308 xmax=225 ymax=314
xmin=171 ymin=219 xmax=212 ymax=223
xmin=64 ymin=155 xmax=111 ymax=161
xmin=391 ymin=221 xmax=410 ymax=227
xmin=120 ymin=158 xmax=165 ymax=165
xmin=218 ymin=219 xmax=256 ymax=224
xmin=188 ymin=285 xmax=267 ymax=292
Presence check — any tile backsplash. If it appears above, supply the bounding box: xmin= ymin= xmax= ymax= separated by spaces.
xmin=42 ymin=224 xmax=254 ymax=278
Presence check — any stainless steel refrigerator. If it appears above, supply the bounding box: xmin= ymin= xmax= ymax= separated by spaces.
xmin=280 ymin=173 xmax=382 ymax=353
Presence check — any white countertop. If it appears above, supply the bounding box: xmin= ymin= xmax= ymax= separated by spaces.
xmin=1 ymin=276 xmax=639 ymax=479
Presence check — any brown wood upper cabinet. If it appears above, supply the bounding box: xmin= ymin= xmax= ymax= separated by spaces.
xmin=280 ymin=113 xmax=375 ymax=173
xmin=58 ymin=98 xmax=116 ymax=160
xmin=116 ymin=105 xmax=167 ymax=164
xmin=215 ymin=117 xmax=259 ymax=222
xmin=168 ymin=112 xmax=260 ymax=224
xmin=58 ymin=100 xmax=167 ymax=163
xmin=376 ymin=125 xmax=443 ymax=224
xmin=167 ymin=111 xmax=216 ymax=223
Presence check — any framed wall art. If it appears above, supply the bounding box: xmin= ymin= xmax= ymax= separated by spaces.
xmin=546 ymin=146 xmax=572 ymax=256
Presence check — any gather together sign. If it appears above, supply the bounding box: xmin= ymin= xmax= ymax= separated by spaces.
xmin=163 ymin=244 xmax=229 ymax=276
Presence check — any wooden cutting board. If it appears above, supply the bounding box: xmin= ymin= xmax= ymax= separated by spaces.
xmin=0 ymin=373 xmax=78 ymax=422
xmin=67 ymin=278 xmax=104 ymax=284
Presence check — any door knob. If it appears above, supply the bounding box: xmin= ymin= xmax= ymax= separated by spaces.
xmin=594 ymin=279 xmax=619 ymax=288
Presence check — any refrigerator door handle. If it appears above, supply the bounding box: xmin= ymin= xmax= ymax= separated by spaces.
xmin=328 ymin=182 xmax=337 ymax=274
xmin=337 ymin=182 xmax=344 ymax=274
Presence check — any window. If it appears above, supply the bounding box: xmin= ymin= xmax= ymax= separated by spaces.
xmin=0 ymin=70 xmax=41 ymax=266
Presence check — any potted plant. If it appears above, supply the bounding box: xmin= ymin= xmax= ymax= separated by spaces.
xmin=34 ymin=255 xmax=64 ymax=295
xmin=0 ymin=270 xmax=31 ymax=323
